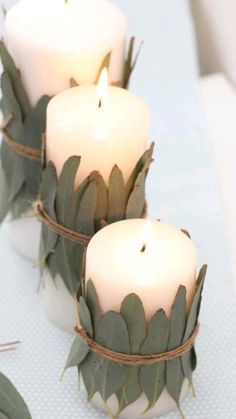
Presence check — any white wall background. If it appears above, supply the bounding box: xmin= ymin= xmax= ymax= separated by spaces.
xmin=192 ymin=0 xmax=236 ymax=84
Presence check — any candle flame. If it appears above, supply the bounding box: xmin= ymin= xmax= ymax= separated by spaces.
xmin=97 ymin=68 xmax=108 ymax=108
xmin=140 ymin=220 xmax=152 ymax=253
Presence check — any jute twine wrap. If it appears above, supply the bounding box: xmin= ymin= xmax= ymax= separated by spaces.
xmin=35 ymin=200 xmax=91 ymax=247
xmin=35 ymin=199 xmax=147 ymax=247
xmin=0 ymin=113 xmax=41 ymax=160
xmin=75 ymin=323 xmax=200 ymax=366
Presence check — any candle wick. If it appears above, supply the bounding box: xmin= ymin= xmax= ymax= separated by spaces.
xmin=140 ymin=243 xmax=146 ymax=253
xmin=98 ymin=98 xmax=102 ymax=109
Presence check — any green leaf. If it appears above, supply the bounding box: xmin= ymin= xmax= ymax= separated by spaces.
xmin=89 ymin=171 xmax=107 ymax=230
xmin=0 ymin=412 xmax=9 ymax=419
xmin=123 ymin=38 xmax=143 ymax=89
xmin=0 ymin=372 xmax=32 ymax=419
xmin=55 ymin=238 xmax=81 ymax=296
xmin=86 ymin=279 xmax=102 ymax=335
xmin=182 ymin=265 xmax=207 ymax=379
xmin=125 ymin=144 xmax=154 ymax=205
xmin=70 ymin=177 xmax=89 ymax=227
xmin=23 ymin=95 xmax=51 ymax=195
xmin=116 ymin=367 xmax=142 ymax=414
xmin=166 ymin=286 xmax=187 ymax=404
xmin=65 ymin=335 xmax=90 ymax=370
xmin=56 ymin=156 xmax=81 ymax=227
xmin=80 ymin=353 xmax=98 ymax=401
xmin=108 ymin=165 xmax=125 ymax=224
xmin=126 ymin=171 xmax=146 ymax=219
xmin=76 ymin=180 xmax=97 ymax=236
xmin=40 ymin=162 xmax=58 ymax=261
xmin=116 ymin=295 xmax=146 ymax=414
xmin=120 ymin=293 xmax=146 ymax=353
xmin=94 ymin=311 xmax=130 ymax=401
xmin=79 ymin=297 xmax=93 ymax=337
xmin=10 ymin=185 xmax=31 ymax=219
xmin=1 ymin=72 xmax=25 ymax=200
xmin=0 ymin=165 xmax=10 ymax=222
xmin=0 ymin=41 xmax=31 ymax=117
xmin=140 ymin=310 xmax=170 ymax=412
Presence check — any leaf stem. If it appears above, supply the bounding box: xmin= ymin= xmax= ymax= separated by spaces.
xmin=177 ymin=402 xmax=186 ymax=419
xmin=189 ymin=380 xmax=196 ymax=398
xmin=104 ymin=400 xmax=116 ymax=419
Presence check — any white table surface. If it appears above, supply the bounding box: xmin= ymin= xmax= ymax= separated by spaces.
xmin=1 ymin=1 xmax=236 ymax=418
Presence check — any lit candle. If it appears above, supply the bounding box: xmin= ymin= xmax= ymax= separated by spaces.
xmin=85 ymin=219 xmax=197 ymax=418
xmin=5 ymin=0 xmax=127 ymax=106
xmin=46 ymin=70 xmax=150 ymax=185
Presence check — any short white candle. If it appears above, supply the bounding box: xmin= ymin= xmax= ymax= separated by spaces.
xmin=46 ymin=71 xmax=150 ymax=185
xmin=85 ymin=219 xmax=197 ymax=418
xmin=86 ymin=219 xmax=197 ymax=319
xmin=5 ymin=0 xmax=127 ymax=106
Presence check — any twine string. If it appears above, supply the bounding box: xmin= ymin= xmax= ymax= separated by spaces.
xmin=35 ymin=201 xmax=91 ymax=247
xmin=0 ymin=113 xmax=41 ymax=160
xmin=75 ymin=323 xmax=200 ymax=366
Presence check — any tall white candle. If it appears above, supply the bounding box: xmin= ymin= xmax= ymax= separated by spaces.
xmin=85 ymin=219 xmax=197 ymax=418
xmin=5 ymin=0 xmax=127 ymax=105
xmin=46 ymin=71 xmax=150 ymax=185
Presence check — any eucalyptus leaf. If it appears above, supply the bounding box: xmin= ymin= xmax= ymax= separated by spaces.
xmin=125 ymin=144 xmax=154 ymax=205
xmin=0 ymin=41 xmax=31 ymax=117
xmin=108 ymin=165 xmax=125 ymax=224
xmin=94 ymin=311 xmax=130 ymax=401
xmin=80 ymin=353 xmax=98 ymax=401
xmin=0 ymin=165 xmax=10 ymax=222
xmin=65 ymin=335 xmax=90 ymax=370
xmin=86 ymin=279 xmax=102 ymax=335
xmin=79 ymin=297 xmax=93 ymax=338
xmin=1 ymin=72 xmax=25 ymax=197
xmin=182 ymin=265 xmax=207 ymax=379
xmin=123 ymin=38 xmax=143 ymax=89
xmin=89 ymin=171 xmax=107 ymax=230
xmin=120 ymin=293 xmax=146 ymax=353
xmin=56 ymin=156 xmax=81 ymax=227
xmin=55 ymin=238 xmax=81 ymax=295
xmin=76 ymin=181 xmax=97 ymax=235
xmin=116 ymin=367 xmax=142 ymax=415
xmin=95 ymin=52 xmax=111 ymax=83
xmin=7 ymin=158 xmax=25 ymax=203
xmin=140 ymin=310 xmax=170 ymax=411
xmin=23 ymin=95 xmax=51 ymax=195
xmin=0 ymin=412 xmax=9 ymax=419
xmin=126 ymin=171 xmax=146 ymax=219
xmin=166 ymin=286 xmax=187 ymax=403
xmin=39 ymin=162 xmax=58 ymax=261
xmin=0 ymin=372 xmax=32 ymax=419
xmin=70 ymin=177 xmax=89 ymax=227
xmin=10 ymin=185 xmax=31 ymax=220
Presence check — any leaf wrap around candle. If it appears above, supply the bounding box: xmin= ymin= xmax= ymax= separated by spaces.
xmin=0 ymin=39 xmax=141 ymax=224
xmin=39 ymin=144 xmax=154 ymax=296
xmin=0 ymin=41 xmax=50 ymax=222
xmin=65 ymin=266 xmax=206 ymax=417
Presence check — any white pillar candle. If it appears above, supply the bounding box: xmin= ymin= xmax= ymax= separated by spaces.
xmin=5 ymin=0 xmax=127 ymax=106
xmin=46 ymin=71 xmax=150 ymax=185
xmin=86 ymin=219 xmax=197 ymax=418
